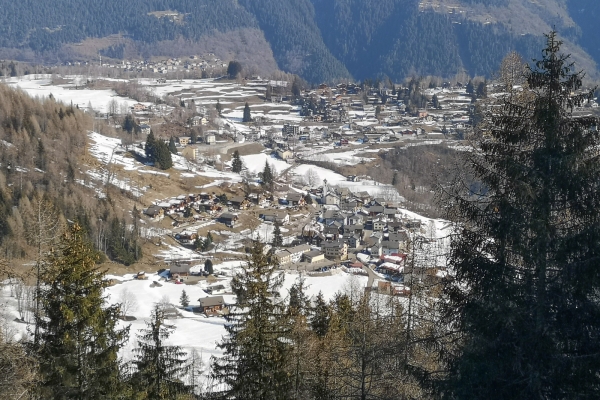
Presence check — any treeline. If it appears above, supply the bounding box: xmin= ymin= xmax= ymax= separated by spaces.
xmin=211 ymin=240 xmax=443 ymax=399
xmin=0 ymin=84 xmax=142 ymax=265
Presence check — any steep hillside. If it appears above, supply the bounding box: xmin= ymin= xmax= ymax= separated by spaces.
xmin=0 ymin=83 xmax=149 ymax=265
xmin=567 ymin=0 xmax=600 ymax=71
xmin=237 ymin=0 xmax=351 ymax=83
xmin=0 ymin=0 xmax=598 ymax=82
xmin=310 ymin=0 xmax=595 ymax=80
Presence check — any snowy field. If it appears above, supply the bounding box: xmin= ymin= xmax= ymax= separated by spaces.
xmin=6 ymin=75 xmax=146 ymax=113
xmin=239 ymin=152 xmax=292 ymax=175
xmin=291 ymin=164 xmax=404 ymax=202
xmin=305 ymin=149 xmax=374 ymax=166
xmin=0 ymin=268 xmax=367 ymax=387
xmin=88 ymin=131 xmax=247 ymax=194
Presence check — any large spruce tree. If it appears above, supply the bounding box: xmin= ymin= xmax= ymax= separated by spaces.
xmin=211 ymin=240 xmax=291 ymax=399
xmin=168 ymin=136 xmax=178 ymax=155
xmin=231 ymin=150 xmax=243 ymax=173
xmin=36 ymin=223 xmax=129 ymax=399
xmin=155 ymin=140 xmax=173 ymax=170
xmin=145 ymin=130 xmax=156 ymax=159
xmin=145 ymin=131 xmax=173 ymax=170
xmin=261 ymin=161 xmax=274 ymax=192
xmin=243 ymin=102 xmax=252 ymax=123
xmin=131 ymin=305 xmax=189 ymax=399
xmin=271 ymin=220 xmax=283 ymax=248
xmin=438 ymin=32 xmax=600 ymax=399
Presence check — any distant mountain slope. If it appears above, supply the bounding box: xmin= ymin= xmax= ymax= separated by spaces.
xmin=567 ymin=0 xmax=600 ymax=70
xmin=237 ymin=0 xmax=351 ymax=83
xmin=0 ymin=0 xmax=597 ymax=82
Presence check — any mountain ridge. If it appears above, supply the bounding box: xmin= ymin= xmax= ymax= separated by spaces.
xmin=0 ymin=0 xmax=597 ymax=83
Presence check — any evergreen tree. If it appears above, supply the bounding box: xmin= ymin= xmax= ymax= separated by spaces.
xmin=189 ymin=128 xmax=197 ymax=144
xmin=227 ymin=61 xmax=243 ymax=79
xmin=271 ymin=220 xmax=283 ymax=248
xmin=261 ymin=161 xmax=273 ymax=192
xmin=243 ymin=102 xmax=252 ymax=123
xmin=438 ymin=32 xmax=600 ymax=399
xmin=168 ymin=137 xmax=177 ymax=155
xmin=231 ymin=150 xmax=243 ymax=173
xmin=123 ymin=114 xmax=138 ymax=134
xmin=154 ymin=140 xmax=173 ymax=170
xmin=308 ymin=292 xmax=336 ymax=400
xmin=465 ymin=79 xmax=474 ymax=95
xmin=476 ymin=80 xmax=488 ymax=98
xmin=193 ymin=237 xmax=205 ymax=251
xmin=310 ymin=292 xmax=330 ymax=338
xmin=36 ymin=223 xmax=129 ymax=399
xmin=145 ymin=130 xmax=156 ymax=160
xmin=36 ymin=139 xmax=46 ymax=170
xmin=131 ymin=305 xmax=189 ymax=399
xmin=291 ymin=79 xmax=301 ymax=100
xmin=211 ymin=240 xmax=291 ymax=399
xmin=432 ymin=93 xmax=439 ymax=109
xmin=204 ymin=259 xmax=213 ymax=275
xmin=106 ymin=216 xmax=140 ymax=266
xmin=179 ymin=290 xmax=190 ymax=308
xmin=304 ymin=194 xmax=313 ymax=205
xmin=286 ymin=277 xmax=312 ymax=400
xmin=216 ymin=99 xmax=223 ymax=116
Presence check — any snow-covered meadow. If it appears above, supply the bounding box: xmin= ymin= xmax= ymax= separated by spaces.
xmin=6 ymin=75 xmax=146 ymax=113
xmin=0 ymin=266 xmax=368 ymax=386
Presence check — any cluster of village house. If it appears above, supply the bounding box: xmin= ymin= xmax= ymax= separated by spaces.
xmin=119 ymin=79 xmax=482 ymax=170
xmin=108 ymin=76 xmax=478 ymax=147
xmin=73 ymin=54 xmax=228 ymax=74
xmin=288 ymin=81 xmax=475 ymax=133
xmin=144 ymin=180 xmax=425 ymax=280
xmin=96 ymin=66 xmax=599 ymax=159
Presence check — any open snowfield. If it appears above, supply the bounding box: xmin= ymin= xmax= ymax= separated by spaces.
xmin=137 ymin=79 xmax=248 ymax=99
xmin=290 ymin=164 xmax=403 ymax=201
xmin=89 ymin=132 xmax=139 ymax=171
xmin=88 ymin=131 xmax=246 ymax=188
xmin=305 ymin=149 xmax=374 ymax=166
xmin=240 ymin=153 xmax=292 ymax=175
xmin=6 ymin=75 xmax=146 ymax=113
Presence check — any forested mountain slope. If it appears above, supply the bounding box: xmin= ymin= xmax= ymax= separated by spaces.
xmin=0 ymin=0 xmax=598 ymax=82
xmin=0 ymin=85 xmax=143 ymax=264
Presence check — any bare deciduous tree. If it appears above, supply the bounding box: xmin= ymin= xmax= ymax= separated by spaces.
xmin=499 ymin=51 xmax=527 ymax=91
xmin=0 ymin=337 xmax=38 ymax=398
xmin=118 ymin=288 xmax=139 ymax=318
xmin=304 ymin=168 xmax=319 ymax=188
xmin=24 ymin=195 xmax=62 ymax=344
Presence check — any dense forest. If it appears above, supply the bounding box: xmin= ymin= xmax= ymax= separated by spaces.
xmin=0 ymin=85 xmax=143 ymax=265
xmin=0 ymin=0 xmax=596 ymax=83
